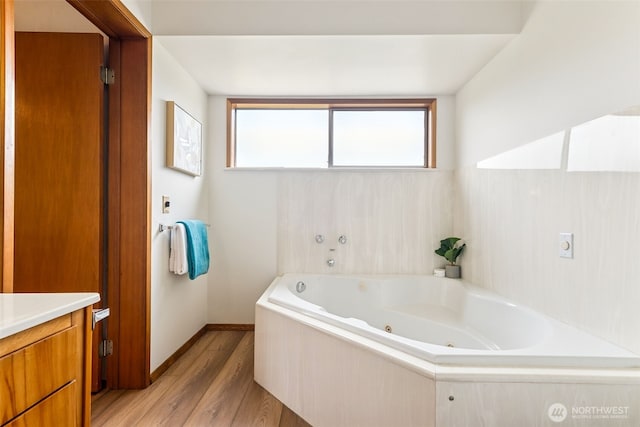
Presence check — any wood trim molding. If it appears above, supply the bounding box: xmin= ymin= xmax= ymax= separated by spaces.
xmin=227 ymin=98 xmax=436 ymax=109
xmin=207 ymin=324 xmax=255 ymax=332
xmin=74 ymin=307 xmax=93 ymax=426
xmin=149 ymin=326 xmax=208 ymax=383
xmin=66 ymin=0 xmax=151 ymax=38
xmin=106 ymin=38 xmax=123 ymax=391
xmin=66 ymin=0 xmax=152 ymax=389
xmin=226 ymin=99 xmax=234 ymax=167
xmin=428 ymin=100 xmax=437 ymax=168
xmin=113 ymin=37 xmax=151 ymax=389
xmin=0 ymin=0 xmax=14 ymax=293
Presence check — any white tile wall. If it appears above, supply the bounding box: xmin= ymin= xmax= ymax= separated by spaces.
xmin=278 ymin=170 xmax=454 ymax=275
xmin=455 ymin=167 xmax=640 ymax=354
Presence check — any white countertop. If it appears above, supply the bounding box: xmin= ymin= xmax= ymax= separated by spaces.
xmin=0 ymin=292 xmax=100 ymax=339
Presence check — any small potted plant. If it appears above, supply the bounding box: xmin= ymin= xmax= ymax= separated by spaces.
xmin=435 ymin=237 xmax=466 ymax=278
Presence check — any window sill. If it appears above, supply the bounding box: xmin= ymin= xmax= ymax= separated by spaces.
xmin=224 ymin=167 xmax=441 ymax=173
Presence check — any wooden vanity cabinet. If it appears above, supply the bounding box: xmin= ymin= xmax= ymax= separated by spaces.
xmin=0 ymin=307 xmax=92 ymax=426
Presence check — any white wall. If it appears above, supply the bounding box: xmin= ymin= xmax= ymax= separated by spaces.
xmin=207 ymin=95 xmax=456 ymax=324
xmin=207 ymin=97 xmax=279 ymax=325
xmin=121 ymin=0 xmax=153 ymax=32
xmin=150 ymin=41 xmax=209 ymax=371
xmin=454 ymin=1 xmax=640 ymax=354
xmin=456 ymin=0 xmax=640 ymax=167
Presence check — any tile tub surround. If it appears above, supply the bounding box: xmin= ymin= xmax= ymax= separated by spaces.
xmin=455 ymin=166 xmax=640 ymax=355
xmin=277 ymin=170 xmax=454 ymax=275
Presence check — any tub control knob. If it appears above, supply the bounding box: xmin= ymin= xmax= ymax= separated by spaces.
xmin=296 ymin=281 xmax=306 ymax=293
xmin=327 ymin=259 xmax=335 ymax=267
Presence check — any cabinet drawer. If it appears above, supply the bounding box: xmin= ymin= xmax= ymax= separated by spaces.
xmin=0 ymin=327 xmax=78 ymax=424
xmin=4 ymin=381 xmax=76 ymax=427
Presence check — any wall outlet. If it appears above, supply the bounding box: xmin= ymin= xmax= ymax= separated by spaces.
xmin=559 ymin=232 xmax=573 ymax=258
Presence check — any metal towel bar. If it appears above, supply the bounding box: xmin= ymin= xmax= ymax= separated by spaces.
xmin=159 ymin=223 xmax=211 ymax=233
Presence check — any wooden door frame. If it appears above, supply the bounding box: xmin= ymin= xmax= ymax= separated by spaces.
xmin=0 ymin=0 xmax=15 ymax=294
xmin=1 ymin=0 xmax=152 ymax=389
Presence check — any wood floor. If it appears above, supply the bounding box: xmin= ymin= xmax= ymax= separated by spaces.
xmin=91 ymin=331 xmax=311 ymax=427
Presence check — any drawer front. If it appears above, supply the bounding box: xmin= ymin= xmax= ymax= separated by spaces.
xmin=0 ymin=327 xmax=78 ymax=424
xmin=0 ymin=315 xmax=71 ymax=358
xmin=4 ymin=381 xmax=76 ymax=427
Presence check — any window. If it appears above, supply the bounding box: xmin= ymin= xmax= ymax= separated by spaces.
xmin=227 ymin=99 xmax=436 ymax=168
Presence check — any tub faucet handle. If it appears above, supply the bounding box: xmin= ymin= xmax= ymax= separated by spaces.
xmin=315 ymin=234 xmax=325 ymax=244
xmin=338 ymin=235 xmax=347 ymax=245
xmin=327 ymin=259 xmax=335 ymax=267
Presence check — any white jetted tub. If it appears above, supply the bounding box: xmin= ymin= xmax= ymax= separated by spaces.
xmin=265 ymin=274 xmax=640 ymax=369
xmin=255 ymin=274 xmax=640 ymax=427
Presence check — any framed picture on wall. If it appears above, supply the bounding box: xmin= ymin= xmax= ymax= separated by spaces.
xmin=166 ymin=101 xmax=202 ymax=176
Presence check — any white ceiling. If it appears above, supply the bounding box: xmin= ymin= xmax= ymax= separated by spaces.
xmin=144 ymin=0 xmax=523 ymax=36
xmin=157 ymin=34 xmax=514 ymax=96
xmin=147 ymin=0 xmax=522 ymax=95
xmin=16 ymin=0 xmax=524 ymax=96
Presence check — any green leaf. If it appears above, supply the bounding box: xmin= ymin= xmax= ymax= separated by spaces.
xmin=434 ymin=237 xmax=465 ymax=264
xmin=442 ymin=237 xmax=460 ymax=248
xmin=435 ymin=244 xmax=448 ymax=257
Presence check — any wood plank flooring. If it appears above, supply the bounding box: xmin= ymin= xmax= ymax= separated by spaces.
xmin=92 ymin=331 xmax=311 ymax=427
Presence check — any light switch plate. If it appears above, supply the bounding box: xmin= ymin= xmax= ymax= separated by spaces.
xmin=559 ymin=232 xmax=573 ymax=258
xmin=162 ymin=195 xmax=170 ymax=214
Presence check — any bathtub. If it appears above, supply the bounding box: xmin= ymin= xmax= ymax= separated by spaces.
xmin=266 ymin=273 xmax=640 ymax=369
xmin=255 ymin=274 xmax=640 ymax=427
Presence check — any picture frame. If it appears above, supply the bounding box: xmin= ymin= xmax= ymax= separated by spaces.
xmin=166 ymin=101 xmax=202 ymax=176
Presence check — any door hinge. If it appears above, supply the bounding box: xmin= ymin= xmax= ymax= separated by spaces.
xmin=99 ymin=339 xmax=114 ymax=357
xmin=100 ymin=66 xmax=115 ymax=85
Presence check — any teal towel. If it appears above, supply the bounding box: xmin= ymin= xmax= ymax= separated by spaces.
xmin=177 ymin=220 xmax=210 ymax=280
